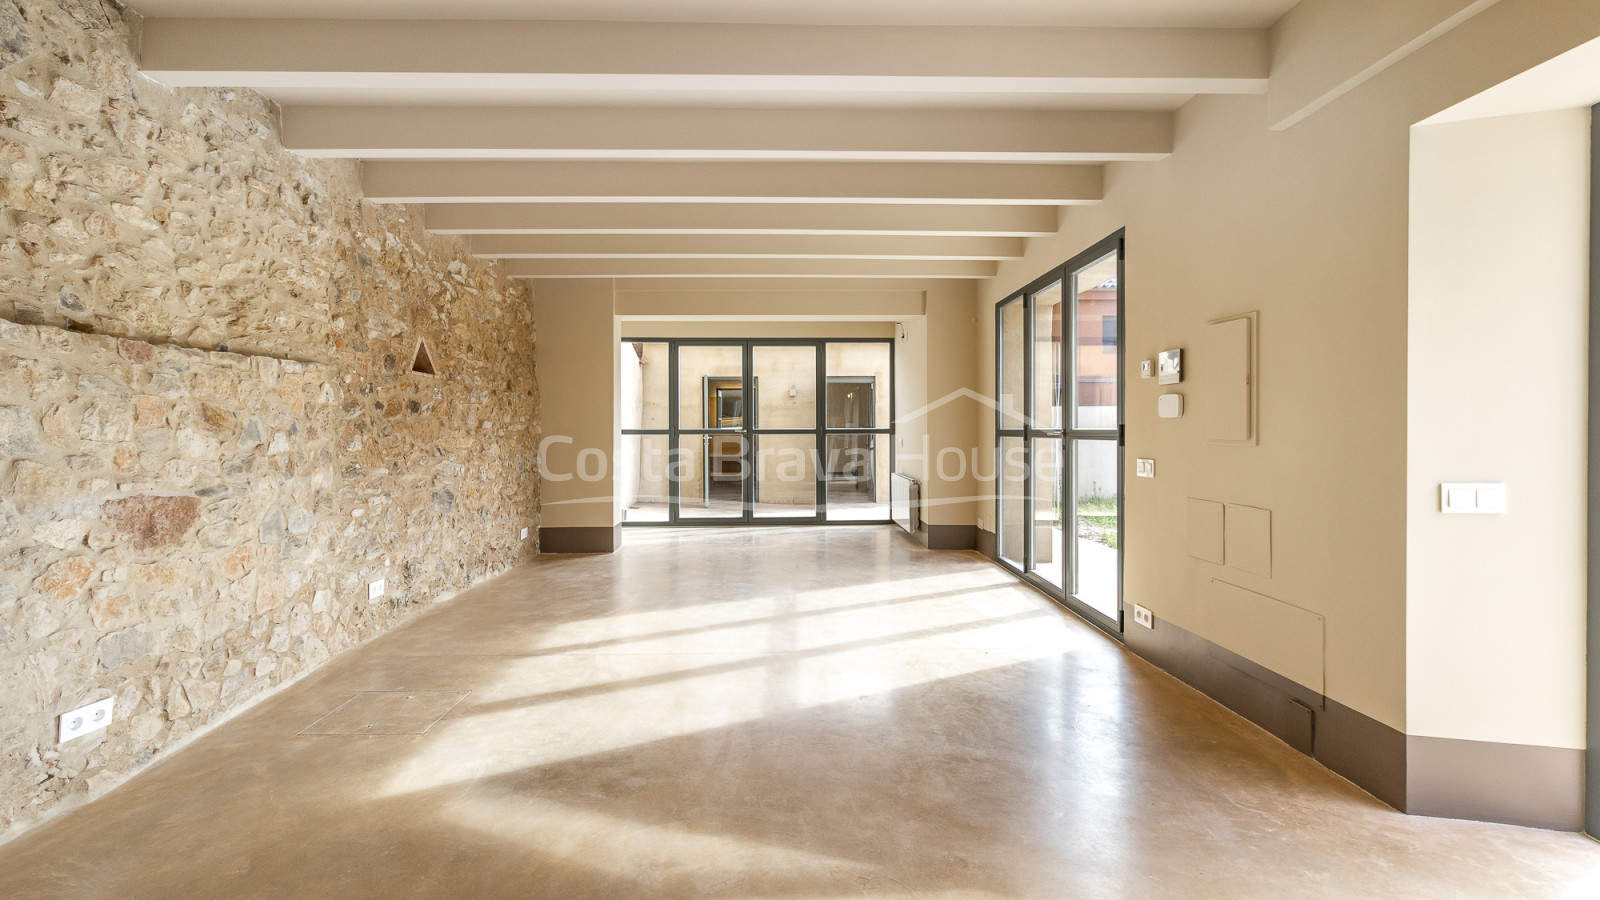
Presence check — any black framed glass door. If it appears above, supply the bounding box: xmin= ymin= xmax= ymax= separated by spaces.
xmin=995 ymin=231 xmax=1125 ymax=634
xmin=618 ymin=338 xmax=894 ymax=526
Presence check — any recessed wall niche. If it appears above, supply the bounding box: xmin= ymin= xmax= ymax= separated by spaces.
xmin=411 ymin=338 xmax=437 ymax=376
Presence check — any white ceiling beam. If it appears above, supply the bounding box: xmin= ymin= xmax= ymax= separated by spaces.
xmin=365 ymin=161 xmax=1101 ymax=205
xmin=469 ymin=234 xmax=1024 ymax=260
xmin=282 ymin=106 xmax=1174 ymax=162
xmin=139 ymin=19 xmax=1269 ymax=96
xmin=424 ymin=203 xmax=1059 ymax=236
xmin=501 ymin=258 xmax=995 ymax=279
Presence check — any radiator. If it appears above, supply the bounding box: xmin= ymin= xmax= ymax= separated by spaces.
xmin=890 ymin=473 xmax=920 ymax=534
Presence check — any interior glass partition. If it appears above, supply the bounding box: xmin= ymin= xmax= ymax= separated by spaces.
xmin=618 ymin=338 xmax=894 ymax=525
xmin=994 ymin=231 xmax=1125 ymax=634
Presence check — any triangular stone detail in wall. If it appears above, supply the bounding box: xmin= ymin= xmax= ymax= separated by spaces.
xmin=411 ymin=339 xmax=436 ymax=376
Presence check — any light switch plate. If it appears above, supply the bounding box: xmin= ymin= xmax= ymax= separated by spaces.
xmin=1441 ymin=483 xmax=1507 ymax=514
xmin=1136 ymin=458 xmax=1155 ymax=478
xmin=520 ymin=527 xmax=529 ymax=540
xmin=369 ymin=579 xmax=385 ymax=600
xmin=1140 ymin=360 xmax=1154 ymax=379
xmin=59 ymin=697 xmax=114 ymax=744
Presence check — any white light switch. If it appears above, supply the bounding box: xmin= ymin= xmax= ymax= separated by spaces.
xmin=1136 ymin=458 xmax=1155 ymax=478
xmin=1140 ymin=360 xmax=1154 ymax=379
xmin=1441 ymin=483 xmax=1507 ymax=514
xmin=369 ymin=579 xmax=385 ymax=600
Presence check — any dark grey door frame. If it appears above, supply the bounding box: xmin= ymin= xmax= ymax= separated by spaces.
xmin=1585 ymin=102 xmax=1598 ymax=837
xmin=993 ymin=229 xmax=1126 ymax=640
xmin=619 ymin=338 xmax=895 ymax=527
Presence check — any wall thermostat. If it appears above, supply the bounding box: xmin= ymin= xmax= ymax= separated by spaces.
xmin=1158 ymin=394 xmax=1184 ymax=419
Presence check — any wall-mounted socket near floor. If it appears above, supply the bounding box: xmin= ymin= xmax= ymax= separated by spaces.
xmin=59 ymin=697 xmax=114 ymax=744
xmin=369 ymin=579 xmax=385 ymax=601
xmin=1132 ymin=604 xmax=1154 ymax=629
xmin=520 ymin=527 xmax=529 ymax=541
xmin=977 ymin=518 xmax=985 ymax=531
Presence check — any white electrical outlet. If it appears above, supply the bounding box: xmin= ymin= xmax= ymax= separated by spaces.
xmin=59 ymin=697 xmax=114 ymax=744
xmin=977 ymin=517 xmax=985 ymax=531
xmin=520 ymin=527 xmax=529 ymax=540
xmin=369 ymin=579 xmax=385 ymax=600
xmin=1132 ymin=604 xmax=1154 ymax=629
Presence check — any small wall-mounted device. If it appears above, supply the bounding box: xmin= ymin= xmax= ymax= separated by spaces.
xmin=1140 ymin=360 xmax=1154 ymax=379
xmin=1136 ymin=458 xmax=1155 ymax=478
xmin=1158 ymin=394 xmax=1184 ymax=419
xmin=1158 ymin=349 xmax=1182 ymax=385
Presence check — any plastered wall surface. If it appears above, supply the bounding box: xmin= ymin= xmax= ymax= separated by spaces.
xmin=1408 ymin=108 xmax=1591 ymax=749
xmin=0 ymin=0 xmax=539 ymax=839
xmin=974 ymin=0 xmax=1600 ymax=732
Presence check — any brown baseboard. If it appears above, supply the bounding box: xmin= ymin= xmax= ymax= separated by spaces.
xmin=1125 ymin=615 xmax=1407 ymax=811
xmin=925 ymin=524 xmax=977 ymax=551
xmin=1407 ymin=735 xmax=1584 ymax=830
xmin=539 ymin=524 xmax=621 ymax=553
xmin=976 ymin=527 xmax=997 ymax=560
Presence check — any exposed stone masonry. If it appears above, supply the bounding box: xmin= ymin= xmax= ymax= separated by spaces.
xmin=0 ymin=0 xmax=541 ymax=838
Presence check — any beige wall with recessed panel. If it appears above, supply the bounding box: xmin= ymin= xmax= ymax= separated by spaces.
xmin=974 ymin=0 xmax=1600 ymax=733
xmin=1408 ymin=108 xmax=1592 ymax=749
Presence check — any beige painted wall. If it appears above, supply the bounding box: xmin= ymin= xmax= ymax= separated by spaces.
xmin=1407 ymin=108 xmax=1592 ymax=749
xmin=531 ymin=279 xmax=618 ymax=529
xmin=974 ymin=0 xmax=1600 ymax=731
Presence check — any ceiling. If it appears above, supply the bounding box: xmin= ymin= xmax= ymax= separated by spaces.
xmin=125 ymin=1 xmax=1301 ymax=28
xmin=125 ymin=1 xmax=1297 ymax=283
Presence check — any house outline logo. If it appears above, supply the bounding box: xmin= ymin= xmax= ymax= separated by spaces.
xmin=894 ymin=387 xmax=1040 ymax=430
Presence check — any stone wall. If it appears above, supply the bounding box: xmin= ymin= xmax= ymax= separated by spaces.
xmin=0 ymin=0 xmax=541 ymax=839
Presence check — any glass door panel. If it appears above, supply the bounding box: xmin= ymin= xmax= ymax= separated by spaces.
xmin=998 ymin=299 xmax=1026 ymax=430
xmin=678 ymin=433 xmax=746 ymax=519
xmin=678 ymin=345 xmax=745 ymax=430
xmin=676 ymin=345 xmax=746 ymax=520
xmin=1071 ymin=439 xmax=1120 ymax=619
xmin=755 ymin=434 xmax=818 ymax=518
xmin=1031 ymin=282 xmax=1064 ymax=430
xmin=1030 ymin=437 xmax=1065 ymax=590
xmin=824 ymin=433 xmax=887 ymax=521
xmin=620 ymin=433 xmax=670 ymax=523
xmin=998 ymin=437 xmax=1027 ymax=568
xmin=825 ymin=343 xmax=891 ymax=428
xmin=621 ymin=341 xmax=671 ymax=430
xmin=753 ymin=345 xmax=816 ymax=429
xmin=1072 ymin=252 xmax=1120 ymax=431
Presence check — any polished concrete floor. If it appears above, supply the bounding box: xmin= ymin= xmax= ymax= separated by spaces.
xmin=3 ymin=526 xmax=1599 ymax=898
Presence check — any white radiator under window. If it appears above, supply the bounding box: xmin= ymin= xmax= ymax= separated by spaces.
xmin=890 ymin=473 xmax=920 ymax=534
